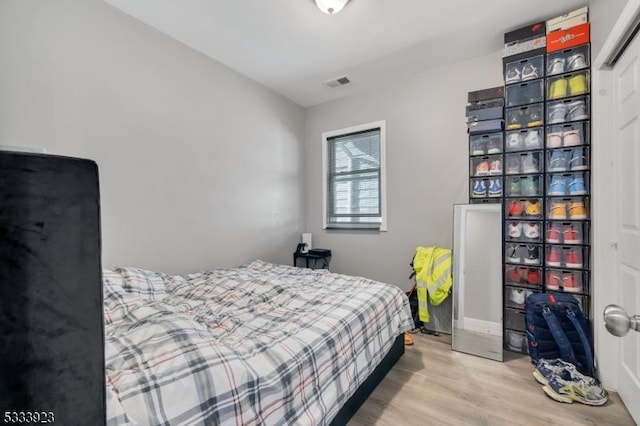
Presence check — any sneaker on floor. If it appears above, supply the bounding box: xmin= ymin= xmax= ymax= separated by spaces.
xmin=404 ymin=332 xmax=414 ymax=346
xmin=543 ymin=377 xmax=608 ymax=406
xmin=533 ymin=359 xmax=596 ymax=386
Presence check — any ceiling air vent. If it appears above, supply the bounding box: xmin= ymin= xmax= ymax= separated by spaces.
xmin=325 ymin=75 xmax=351 ymax=88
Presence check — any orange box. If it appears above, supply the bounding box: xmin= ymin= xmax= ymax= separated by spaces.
xmin=547 ymin=22 xmax=590 ymax=52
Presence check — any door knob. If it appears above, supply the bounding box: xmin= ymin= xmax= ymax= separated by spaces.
xmin=603 ymin=304 xmax=640 ymax=336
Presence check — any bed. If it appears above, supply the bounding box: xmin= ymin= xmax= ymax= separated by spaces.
xmin=104 ymin=260 xmax=413 ymax=425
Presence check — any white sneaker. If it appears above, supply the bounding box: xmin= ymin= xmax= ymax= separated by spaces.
xmin=548 ymin=57 xmax=566 ymax=75
xmin=521 ymin=153 xmax=539 ymax=173
xmin=510 ymin=288 xmax=526 ymax=306
xmin=525 ymin=130 xmax=542 ymax=149
xmin=521 ymin=64 xmax=539 ymax=81
xmin=549 ymin=103 xmax=567 ymax=124
xmin=489 ymin=159 xmax=503 ymax=175
xmin=568 ymin=100 xmax=588 ymax=121
xmin=509 ymin=222 xmax=523 ymax=238
xmin=507 ymin=244 xmax=520 ymax=263
xmin=508 ymin=331 xmax=525 ymax=351
xmin=567 ymin=53 xmax=587 ymax=71
xmin=505 ymin=66 xmax=521 ymax=84
xmin=507 ymin=133 xmax=523 ymax=151
xmin=524 ymin=222 xmax=540 ymax=239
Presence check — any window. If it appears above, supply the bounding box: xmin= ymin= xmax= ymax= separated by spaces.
xmin=322 ymin=121 xmax=386 ymax=230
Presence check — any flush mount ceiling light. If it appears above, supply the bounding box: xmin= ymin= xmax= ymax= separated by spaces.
xmin=315 ymin=0 xmax=350 ymax=14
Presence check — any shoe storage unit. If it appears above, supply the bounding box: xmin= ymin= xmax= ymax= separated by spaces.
xmin=500 ymin=12 xmax=592 ymax=355
xmin=467 ymin=86 xmax=505 ymax=203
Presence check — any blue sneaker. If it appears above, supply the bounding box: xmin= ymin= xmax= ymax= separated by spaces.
xmin=533 ymin=359 xmax=596 ymax=386
xmin=488 ymin=179 xmax=502 ymax=197
xmin=473 ymin=180 xmax=487 ymax=197
xmin=569 ymin=148 xmax=588 ymax=171
xmin=543 ymin=376 xmax=608 ymax=406
xmin=548 ymin=150 xmax=568 ymax=172
xmin=568 ymin=176 xmax=587 ymax=195
xmin=548 ymin=176 xmax=567 ymax=196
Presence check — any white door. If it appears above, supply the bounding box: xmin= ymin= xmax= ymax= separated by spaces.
xmin=613 ymin=28 xmax=640 ymax=424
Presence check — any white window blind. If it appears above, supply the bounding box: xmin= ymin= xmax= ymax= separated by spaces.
xmin=326 ymin=127 xmax=382 ymax=229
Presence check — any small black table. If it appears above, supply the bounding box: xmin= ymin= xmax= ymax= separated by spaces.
xmin=293 ymin=249 xmax=332 ymax=270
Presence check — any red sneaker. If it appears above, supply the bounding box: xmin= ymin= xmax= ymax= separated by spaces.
xmin=546 ymin=246 xmax=562 ymax=267
xmin=508 ymin=200 xmax=524 ymax=217
xmin=506 ymin=267 xmax=523 ymax=284
xmin=562 ymin=273 xmax=582 ymax=293
xmin=565 ymin=249 xmax=583 ymax=268
xmin=563 ymin=224 xmax=581 ymax=244
xmin=546 ymin=224 xmax=562 ymax=243
xmin=546 ymin=272 xmax=561 ymax=291
xmin=526 ymin=268 xmax=541 ymax=286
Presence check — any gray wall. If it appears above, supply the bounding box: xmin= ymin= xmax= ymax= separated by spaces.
xmin=0 ymin=0 xmax=305 ymax=274
xmin=304 ymin=52 xmax=503 ymax=290
xmin=589 ymin=0 xmax=630 ymax=58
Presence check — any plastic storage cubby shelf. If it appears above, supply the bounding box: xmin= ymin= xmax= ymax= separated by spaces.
xmin=546 ymin=45 xmax=590 ymax=77
xmin=500 ymin=32 xmax=593 ymax=354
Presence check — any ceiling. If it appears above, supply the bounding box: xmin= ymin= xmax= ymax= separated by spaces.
xmin=103 ymin=0 xmax=588 ymax=107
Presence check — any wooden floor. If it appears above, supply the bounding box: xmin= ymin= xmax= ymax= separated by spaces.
xmin=349 ymin=333 xmax=635 ymax=426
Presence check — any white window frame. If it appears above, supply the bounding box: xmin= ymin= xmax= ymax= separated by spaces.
xmin=321 ymin=120 xmax=387 ymax=231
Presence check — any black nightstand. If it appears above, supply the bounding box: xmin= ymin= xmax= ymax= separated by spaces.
xmin=293 ymin=249 xmax=332 ymax=270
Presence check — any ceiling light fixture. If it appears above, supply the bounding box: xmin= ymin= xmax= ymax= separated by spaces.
xmin=315 ymin=0 xmax=350 ymax=15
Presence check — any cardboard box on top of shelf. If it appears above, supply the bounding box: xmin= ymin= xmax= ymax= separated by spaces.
xmin=547 ymin=7 xmax=588 ymax=34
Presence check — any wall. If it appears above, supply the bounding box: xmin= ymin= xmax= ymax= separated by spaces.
xmin=589 ymin=0 xmax=629 ymax=58
xmin=304 ymin=52 xmax=503 ymax=290
xmin=0 ymin=0 xmax=305 ymax=274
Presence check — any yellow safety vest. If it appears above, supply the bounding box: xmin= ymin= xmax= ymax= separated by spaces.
xmin=413 ymin=246 xmax=453 ymax=323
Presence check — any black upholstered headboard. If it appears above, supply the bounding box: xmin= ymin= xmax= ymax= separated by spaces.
xmin=0 ymin=152 xmax=105 ymax=425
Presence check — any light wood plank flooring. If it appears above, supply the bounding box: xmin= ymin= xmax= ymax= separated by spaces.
xmin=349 ymin=333 xmax=635 ymax=426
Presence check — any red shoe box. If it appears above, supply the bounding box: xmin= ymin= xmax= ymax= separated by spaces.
xmin=547 ymin=22 xmax=590 ymax=53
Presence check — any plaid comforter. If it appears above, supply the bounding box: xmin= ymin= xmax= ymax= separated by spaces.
xmin=104 ymin=260 xmax=413 ymax=426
